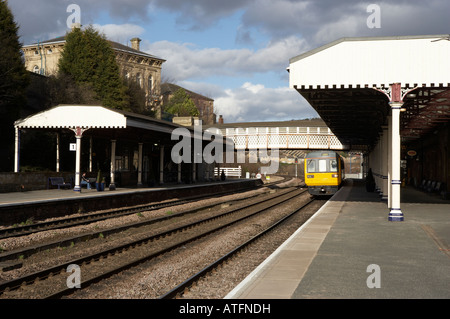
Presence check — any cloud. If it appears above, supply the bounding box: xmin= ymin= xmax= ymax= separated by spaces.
xmin=170 ymin=80 xmax=318 ymax=124
xmin=92 ymin=23 xmax=145 ymax=44
xmin=144 ymin=35 xmax=308 ymax=81
xmin=149 ymin=0 xmax=251 ymax=29
xmin=214 ymin=82 xmax=318 ymax=123
xmin=240 ymin=0 xmax=450 ymax=46
xmin=10 ymin=0 xmax=450 ymax=46
xmin=9 ymin=0 xmax=152 ymax=44
xmin=9 ymin=1 xmax=69 ymax=43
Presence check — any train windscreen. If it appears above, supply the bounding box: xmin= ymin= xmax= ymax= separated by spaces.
xmin=307 ymin=158 xmax=338 ymax=173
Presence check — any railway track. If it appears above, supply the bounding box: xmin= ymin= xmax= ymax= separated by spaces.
xmin=159 ymin=196 xmax=317 ymax=299
xmin=0 ymin=179 xmax=291 ymax=263
xmin=0 ymin=177 xmax=287 ymax=240
xmin=0 ymin=184 xmax=307 ymax=298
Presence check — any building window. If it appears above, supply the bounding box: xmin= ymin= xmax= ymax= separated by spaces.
xmin=33 ymin=65 xmax=40 ymax=74
xmin=136 ymin=73 xmax=142 ymax=87
xmin=148 ymin=76 xmax=153 ymax=94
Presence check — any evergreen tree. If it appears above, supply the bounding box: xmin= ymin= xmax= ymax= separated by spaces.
xmin=124 ymin=77 xmax=153 ymax=116
xmin=58 ymin=25 xmax=129 ymax=110
xmin=165 ymin=88 xmax=199 ymax=117
xmin=0 ymin=0 xmax=29 ymax=171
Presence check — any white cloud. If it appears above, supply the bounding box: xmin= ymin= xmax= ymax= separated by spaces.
xmin=92 ymin=23 xmax=145 ymax=44
xmin=171 ymin=80 xmax=318 ymax=123
xmin=144 ymin=35 xmax=308 ymax=81
xmin=214 ymin=82 xmax=318 ymax=123
xmin=242 ymin=82 xmax=264 ymax=94
xmin=313 ymin=13 xmax=362 ymax=45
xmin=141 ymin=34 xmax=316 ymax=123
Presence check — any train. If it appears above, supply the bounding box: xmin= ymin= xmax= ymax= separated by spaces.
xmin=304 ymin=150 xmax=344 ymax=196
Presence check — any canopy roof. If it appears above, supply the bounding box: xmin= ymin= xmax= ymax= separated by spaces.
xmin=14 ymin=105 xmax=234 ymax=147
xmin=289 ymin=35 xmax=450 ymax=89
xmin=14 ymin=105 xmax=185 ymax=135
xmin=289 ymin=35 xmax=450 ymax=148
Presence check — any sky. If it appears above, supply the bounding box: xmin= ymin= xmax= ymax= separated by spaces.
xmin=7 ymin=0 xmax=450 ymax=123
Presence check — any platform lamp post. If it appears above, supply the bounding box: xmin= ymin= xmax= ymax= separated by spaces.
xmin=374 ymin=83 xmax=417 ymax=221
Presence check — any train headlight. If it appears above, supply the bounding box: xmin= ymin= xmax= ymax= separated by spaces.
xmin=307 ymin=175 xmax=314 ymax=178
xmin=332 ymin=174 xmax=338 ymax=178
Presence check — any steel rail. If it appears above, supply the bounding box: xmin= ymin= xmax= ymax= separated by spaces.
xmin=0 ymin=181 xmax=293 ymax=262
xmin=159 ymin=198 xmax=316 ymax=299
xmin=0 ymin=177 xmax=287 ymax=240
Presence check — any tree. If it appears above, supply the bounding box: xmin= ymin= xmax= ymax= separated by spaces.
xmin=165 ymin=88 xmax=199 ymax=117
xmin=46 ymin=73 xmax=100 ymax=106
xmin=0 ymin=0 xmax=29 ymax=171
xmin=124 ymin=77 xmax=154 ymax=116
xmin=58 ymin=25 xmax=129 ymax=110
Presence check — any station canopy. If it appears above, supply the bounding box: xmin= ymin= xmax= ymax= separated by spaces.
xmin=14 ymin=104 xmax=191 ymax=140
xmin=289 ymin=35 xmax=450 ymax=149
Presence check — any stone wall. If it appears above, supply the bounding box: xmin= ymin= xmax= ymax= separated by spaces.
xmin=0 ymin=172 xmax=74 ymax=193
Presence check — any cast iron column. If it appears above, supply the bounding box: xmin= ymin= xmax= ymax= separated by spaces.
xmin=389 ymin=101 xmax=403 ymax=221
xmin=109 ymin=139 xmax=116 ymax=190
xmin=72 ymin=127 xmax=88 ymax=192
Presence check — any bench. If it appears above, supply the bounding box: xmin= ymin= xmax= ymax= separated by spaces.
xmin=48 ymin=177 xmax=71 ymax=189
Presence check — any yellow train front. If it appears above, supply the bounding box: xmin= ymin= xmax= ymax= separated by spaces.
xmin=304 ymin=151 xmax=344 ymax=196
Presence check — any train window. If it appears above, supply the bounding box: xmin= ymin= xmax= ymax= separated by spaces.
xmin=330 ymin=159 xmax=338 ymax=172
xmin=318 ymin=159 xmax=327 ymax=172
xmin=307 ymin=159 xmax=316 ymax=173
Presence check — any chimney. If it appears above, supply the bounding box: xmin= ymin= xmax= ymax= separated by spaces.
xmin=71 ymin=23 xmax=82 ymax=30
xmin=130 ymin=37 xmax=141 ymax=51
xmin=218 ymin=115 xmax=224 ymax=124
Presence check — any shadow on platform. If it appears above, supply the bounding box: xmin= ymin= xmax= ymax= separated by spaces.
xmin=329 ymin=179 xmax=450 ymax=204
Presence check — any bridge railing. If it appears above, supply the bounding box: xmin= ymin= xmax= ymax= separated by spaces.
xmin=214 ymin=166 xmax=242 ymax=178
xmin=222 ymin=127 xmax=348 ymax=150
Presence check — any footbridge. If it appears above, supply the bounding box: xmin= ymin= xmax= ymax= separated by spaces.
xmin=205 ymin=119 xmax=350 ymax=151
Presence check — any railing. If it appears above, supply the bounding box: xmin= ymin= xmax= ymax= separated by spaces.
xmin=214 ymin=166 xmax=242 ymax=178
xmin=220 ymin=127 xmax=348 ymax=150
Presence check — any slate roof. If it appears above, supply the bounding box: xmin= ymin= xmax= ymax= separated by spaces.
xmin=24 ymin=35 xmax=165 ymax=62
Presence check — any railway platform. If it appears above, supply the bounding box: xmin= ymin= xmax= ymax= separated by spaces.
xmin=0 ymin=178 xmax=263 ymax=225
xmin=226 ymin=179 xmax=450 ymax=299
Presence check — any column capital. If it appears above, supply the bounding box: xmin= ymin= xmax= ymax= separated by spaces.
xmin=373 ymin=83 xmax=418 ymax=103
xmin=70 ymin=127 xmax=89 ymax=138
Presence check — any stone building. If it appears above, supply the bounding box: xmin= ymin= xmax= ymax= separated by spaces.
xmin=21 ymin=31 xmax=165 ymax=110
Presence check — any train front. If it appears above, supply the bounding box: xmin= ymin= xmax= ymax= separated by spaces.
xmin=304 ymin=151 xmax=343 ymax=196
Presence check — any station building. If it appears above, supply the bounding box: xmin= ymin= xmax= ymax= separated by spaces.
xmin=288 ymin=35 xmax=450 ymax=220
